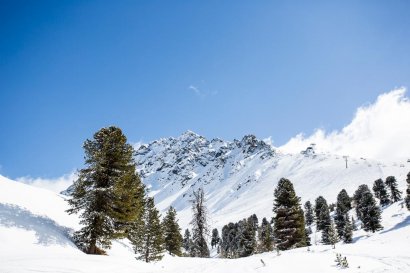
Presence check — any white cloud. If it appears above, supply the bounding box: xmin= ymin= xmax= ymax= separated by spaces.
xmin=188 ymin=84 xmax=218 ymax=98
xmin=279 ymin=88 xmax=410 ymax=163
xmin=17 ymin=172 xmax=77 ymax=194
xmin=188 ymin=85 xmax=203 ymax=97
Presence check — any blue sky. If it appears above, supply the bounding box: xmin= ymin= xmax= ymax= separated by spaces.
xmin=1 ymin=1 xmax=410 ymax=178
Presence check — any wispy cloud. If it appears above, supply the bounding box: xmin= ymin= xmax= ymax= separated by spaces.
xmin=279 ymin=88 xmax=410 ymax=163
xmin=188 ymin=84 xmax=218 ymax=98
xmin=17 ymin=172 xmax=77 ymax=193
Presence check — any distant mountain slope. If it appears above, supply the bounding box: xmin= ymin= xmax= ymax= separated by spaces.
xmin=135 ymin=131 xmax=410 ymax=229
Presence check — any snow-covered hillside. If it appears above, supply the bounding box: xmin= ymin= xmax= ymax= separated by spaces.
xmin=135 ymin=131 xmax=410 ymax=229
xmin=1 ymin=172 xmax=410 ymax=273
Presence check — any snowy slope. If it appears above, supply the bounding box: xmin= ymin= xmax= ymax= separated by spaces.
xmin=135 ymin=131 xmax=410 ymax=229
xmin=1 ymin=173 xmax=410 ymax=273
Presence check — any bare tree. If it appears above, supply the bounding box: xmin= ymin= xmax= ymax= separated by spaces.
xmin=190 ymin=188 xmax=210 ymax=257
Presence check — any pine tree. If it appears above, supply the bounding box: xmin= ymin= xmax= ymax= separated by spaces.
xmin=190 ymin=188 xmax=210 ymax=257
xmin=130 ymin=197 xmax=164 ymax=262
xmin=319 ymin=204 xmax=331 ymax=244
xmin=317 ymin=200 xmax=331 ymax=231
xmin=273 ymin=178 xmax=306 ymax=250
xmin=359 ymin=191 xmax=383 ymax=233
xmin=405 ymin=172 xmax=410 ymax=211
xmin=67 ymin=126 xmax=145 ymax=254
xmin=336 ymin=189 xmax=352 ymax=213
xmin=314 ymin=196 xmax=328 ymax=230
xmin=373 ymin=179 xmax=390 ymax=207
xmin=305 ymin=228 xmax=311 ymax=246
xmin=334 ymin=206 xmax=346 ymax=239
xmin=258 ymin=217 xmax=273 ymax=253
xmin=304 ymin=201 xmax=314 ymax=226
xmin=327 ymin=220 xmax=339 ymax=248
xmin=211 ymin=228 xmax=221 ymax=249
xmin=351 ymin=216 xmax=358 ymax=231
xmin=162 ymin=206 xmax=183 ymax=256
xmin=353 ymin=184 xmax=371 ymax=221
xmin=236 ymin=218 xmax=256 ymax=257
xmin=183 ymin=229 xmax=192 ymax=254
xmin=385 ymin=176 xmax=402 ymax=203
xmin=343 ymin=215 xmax=353 ymax=243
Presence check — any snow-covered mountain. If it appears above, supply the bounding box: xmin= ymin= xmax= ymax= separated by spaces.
xmin=135 ymin=131 xmax=410 ymax=229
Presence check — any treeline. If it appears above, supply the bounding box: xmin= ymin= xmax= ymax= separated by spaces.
xmin=214 ymin=173 xmax=410 ymax=258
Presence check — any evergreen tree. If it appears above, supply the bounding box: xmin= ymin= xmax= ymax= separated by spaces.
xmin=336 ymin=189 xmax=352 ymax=213
xmin=211 ymin=228 xmax=221 ymax=249
xmin=183 ymin=229 xmax=192 ymax=254
xmin=236 ymin=218 xmax=257 ymax=257
xmin=130 ymin=197 xmax=164 ymax=262
xmin=359 ymin=191 xmax=383 ymax=233
xmin=162 ymin=206 xmax=183 ymax=256
xmin=385 ymin=176 xmax=402 ymax=203
xmin=305 ymin=228 xmax=311 ymax=246
xmin=351 ymin=216 xmax=358 ymax=231
xmin=317 ymin=200 xmax=331 ymax=231
xmin=314 ymin=196 xmax=327 ymax=220
xmin=314 ymin=196 xmax=328 ymax=230
xmin=304 ymin=201 xmax=314 ymax=226
xmin=353 ymin=184 xmax=371 ymax=221
xmin=273 ymin=178 xmax=306 ymax=250
xmin=190 ymin=188 xmax=210 ymax=257
xmin=326 ymin=220 xmax=339 ymax=248
xmin=221 ymin=222 xmax=237 ymax=258
xmin=372 ymin=179 xmax=390 ymax=207
xmin=405 ymin=172 xmax=410 ymax=211
xmin=342 ymin=215 xmax=353 ymax=243
xmin=334 ymin=206 xmax=346 ymax=239
xmin=67 ymin=126 xmax=145 ymax=254
xmin=319 ymin=204 xmax=331 ymax=244
xmin=258 ymin=217 xmax=273 ymax=253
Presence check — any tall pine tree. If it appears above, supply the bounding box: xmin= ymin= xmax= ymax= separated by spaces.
xmin=130 ymin=197 xmax=164 ymax=262
xmin=314 ymin=196 xmax=328 ymax=230
xmin=273 ymin=178 xmax=306 ymax=250
xmin=304 ymin=201 xmax=314 ymax=226
xmin=353 ymin=184 xmax=371 ymax=221
xmin=359 ymin=191 xmax=383 ymax=233
xmin=343 ymin=215 xmax=353 ymax=243
xmin=385 ymin=176 xmax=402 ymax=203
xmin=372 ymin=179 xmax=390 ymax=207
xmin=258 ymin=217 xmax=273 ymax=253
xmin=162 ymin=206 xmax=183 ymax=256
xmin=67 ymin=126 xmax=145 ymax=254
xmin=190 ymin=188 xmax=210 ymax=257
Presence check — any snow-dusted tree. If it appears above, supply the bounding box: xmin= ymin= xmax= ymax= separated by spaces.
xmin=273 ymin=178 xmax=306 ymax=250
xmin=334 ymin=206 xmax=346 ymax=239
xmin=221 ymin=222 xmax=237 ymax=258
xmin=130 ymin=197 xmax=164 ymax=262
xmin=258 ymin=217 xmax=273 ymax=253
xmin=359 ymin=191 xmax=383 ymax=233
xmin=326 ymin=220 xmax=339 ymax=248
xmin=353 ymin=184 xmax=371 ymax=221
xmin=343 ymin=215 xmax=353 ymax=243
xmin=314 ymin=196 xmax=328 ymax=230
xmin=406 ymin=172 xmax=410 ymax=211
xmin=236 ymin=218 xmax=257 ymax=257
xmin=211 ymin=228 xmax=221 ymax=249
xmin=317 ymin=200 xmax=331 ymax=232
xmin=162 ymin=206 xmax=183 ymax=256
xmin=305 ymin=228 xmax=311 ymax=246
xmin=385 ymin=176 xmax=402 ymax=203
xmin=373 ymin=179 xmax=390 ymax=207
xmin=190 ymin=188 xmax=210 ymax=257
xmin=67 ymin=126 xmax=146 ymax=254
xmin=337 ymin=189 xmax=352 ymax=213
xmin=304 ymin=201 xmax=314 ymax=226
xmin=183 ymin=229 xmax=192 ymax=254
xmin=319 ymin=204 xmax=331 ymax=244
